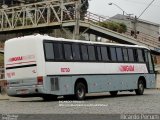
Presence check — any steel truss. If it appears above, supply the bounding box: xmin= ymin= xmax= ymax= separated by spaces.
xmin=0 ymin=0 xmax=78 ymax=31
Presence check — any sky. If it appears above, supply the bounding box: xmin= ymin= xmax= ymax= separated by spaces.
xmin=88 ymin=0 xmax=160 ymax=24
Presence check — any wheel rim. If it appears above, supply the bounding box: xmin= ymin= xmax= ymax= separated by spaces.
xmin=139 ymin=83 xmax=144 ymax=92
xmin=77 ymin=87 xmax=84 ymax=98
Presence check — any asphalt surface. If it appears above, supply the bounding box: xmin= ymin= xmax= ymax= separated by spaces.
xmin=0 ymin=89 xmax=160 ymax=114
xmin=0 ymin=89 xmax=160 ymax=120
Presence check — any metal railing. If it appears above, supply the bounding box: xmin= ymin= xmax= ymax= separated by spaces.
xmin=125 ymin=27 xmax=160 ymax=48
xmin=84 ymin=12 xmax=160 ymax=48
xmin=85 ymin=12 xmax=110 ymax=23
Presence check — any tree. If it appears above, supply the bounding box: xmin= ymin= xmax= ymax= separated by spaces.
xmin=99 ymin=21 xmax=127 ymax=33
xmin=117 ymin=23 xmax=127 ymax=33
xmin=80 ymin=0 xmax=89 ymax=20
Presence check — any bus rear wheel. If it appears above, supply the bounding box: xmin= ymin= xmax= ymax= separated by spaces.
xmin=75 ymin=82 xmax=86 ymax=100
xmin=42 ymin=95 xmax=57 ymax=101
xmin=135 ymin=80 xmax=144 ymax=95
xmin=109 ymin=91 xmax=118 ymax=97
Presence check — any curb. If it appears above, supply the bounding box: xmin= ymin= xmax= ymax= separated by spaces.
xmin=0 ymin=94 xmax=9 ymax=100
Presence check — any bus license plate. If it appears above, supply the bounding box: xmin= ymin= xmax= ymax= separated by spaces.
xmin=16 ymin=89 xmax=29 ymax=94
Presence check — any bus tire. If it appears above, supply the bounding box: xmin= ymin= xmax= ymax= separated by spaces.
xmin=109 ymin=91 xmax=118 ymax=97
xmin=75 ymin=82 xmax=86 ymax=100
xmin=42 ymin=95 xmax=57 ymax=101
xmin=135 ymin=80 xmax=144 ymax=95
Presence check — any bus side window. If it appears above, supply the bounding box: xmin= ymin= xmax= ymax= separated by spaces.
xmin=110 ymin=47 xmax=117 ymax=61
xmin=81 ymin=44 xmax=89 ymax=61
xmin=64 ymin=43 xmax=73 ymax=60
xmin=116 ymin=47 xmax=123 ymax=62
xmin=101 ymin=46 xmax=109 ymax=61
xmin=122 ymin=48 xmax=129 ymax=62
xmin=137 ymin=49 xmax=144 ymax=62
xmin=133 ymin=49 xmax=138 ymax=62
xmin=144 ymin=50 xmax=149 ymax=63
xmin=53 ymin=42 xmax=64 ymax=60
xmin=147 ymin=52 xmax=154 ymax=73
xmin=44 ymin=42 xmax=54 ymax=61
xmin=96 ymin=46 xmax=102 ymax=61
xmin=72 ymin=44 xmax=81 ymax=61
xmin=128 ymin=48 xmax=134 ymax=62
xmin=88 ymin=45 xmax=96 ymax=61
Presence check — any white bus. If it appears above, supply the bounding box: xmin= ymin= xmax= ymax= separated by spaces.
xmin=5 ymin=34 xmax=156 ymax=100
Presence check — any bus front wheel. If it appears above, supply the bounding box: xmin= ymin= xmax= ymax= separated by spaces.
xmin=75 ymin=82 xmax=86 ymax=100
xmin=135 ymin=80 xmax=144 ymax=95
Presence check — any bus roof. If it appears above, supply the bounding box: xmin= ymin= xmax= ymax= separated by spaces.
xmin=6 ymin=34 xmax=149 ymax=50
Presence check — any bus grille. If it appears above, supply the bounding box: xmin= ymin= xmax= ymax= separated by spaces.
xmin=50 ymin=78 xmax=59 ymax=91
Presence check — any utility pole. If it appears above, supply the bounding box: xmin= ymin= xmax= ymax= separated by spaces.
xmin=73 ymin=0 xmax=81 ymax=40
xmin=133 ymin=0 xmax=155 ymax=39
xmin=73 ymin=0 xmax=88 ymax=40
xmin=133 ymin=16 xmax=137 ymax=39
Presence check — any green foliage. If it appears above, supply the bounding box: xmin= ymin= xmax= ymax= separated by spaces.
xmin=81 ymin=0 xmax=89 ymax=11
xmin=99 ymin=21 xmax=127 ymax=33
xmin=80 ymin=0 xmax=89 ymax=20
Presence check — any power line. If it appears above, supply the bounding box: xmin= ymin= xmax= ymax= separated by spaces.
xmin=123 ymin=0 xmax=160 ymax=8
xmin=138 ymin=0 xmax=155 ymax=19
xmin=123 ymin=0 xmax=148 ymax=6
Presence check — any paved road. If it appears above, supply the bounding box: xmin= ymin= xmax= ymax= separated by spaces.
xmin=0 ymin=89 xmax=159 ymax=115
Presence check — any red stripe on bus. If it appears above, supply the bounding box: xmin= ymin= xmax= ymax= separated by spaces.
xmin=6 ymin=61 xmax=36 ymax=66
